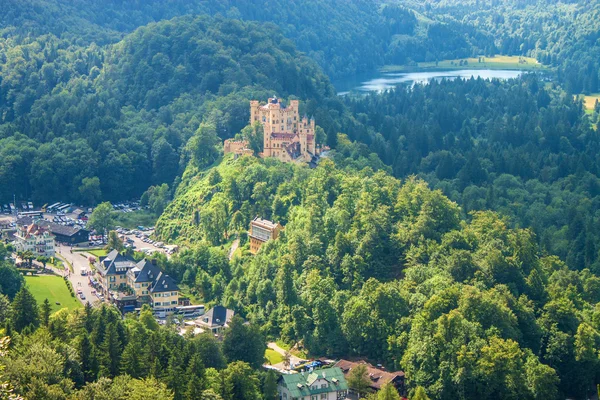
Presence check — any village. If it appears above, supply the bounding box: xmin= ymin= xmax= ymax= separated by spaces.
xmin=0 ymin=97 xmax=406 ymax=400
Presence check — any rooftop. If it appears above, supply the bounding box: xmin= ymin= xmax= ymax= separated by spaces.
xmin=335 ymin=360 xmax=404 ymax=391
xmin=196 ymin=305 xmax=234 ymax=329
xmin=251 ymin=217 xmax=281 ymax=231
xmin=149 ymin=271 xmax=179 ymax=293
xmin=279 ymin=367 xmax=348 ymax=398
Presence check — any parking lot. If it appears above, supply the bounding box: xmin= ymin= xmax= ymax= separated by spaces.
xmin=114 ymin=227 xmax=176 ymax=258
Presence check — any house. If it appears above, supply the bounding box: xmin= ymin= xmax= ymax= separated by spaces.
xmin=102 ymin=258 xmax=180 ymax=314
xmin=16 ymin=216 xmax=89 ymax=244
xmin=277 ymin=367 xmax=349 ymax=400
xmin=127 ymin=259 xmax=161 ymax=298
xmin=195 ymin=305 xmax=235 ymax=334
xmin=149 ymin=271 xmax=179 ymax=313
xmin=335 ymin=360 xmax=405 ymax=397
xmin=95 ymin=249 xmax=137 ymax=296
xmin=14 ymin=223 xmax=55 ymax=257
xmin=249 ymin=217 xmax=283 ymax=254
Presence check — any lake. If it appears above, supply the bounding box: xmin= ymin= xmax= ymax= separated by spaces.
xmin=334 ymin=69 xmax=524 ymax=95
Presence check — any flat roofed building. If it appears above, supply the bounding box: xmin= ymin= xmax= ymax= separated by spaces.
xmin=249 ymin=217 xmax=283 ymax=254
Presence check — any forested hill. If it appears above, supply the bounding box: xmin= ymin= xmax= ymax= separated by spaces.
xmin=342 ymin=75 xmax=600 ymax=272
xmin=153 ymin=153 xmax=600 ymax=399
xmin=0 ymin=14 xmax=338 ymax=204
xmin=397 ymin=0 xmax=600 ymax=94
xmin=1 ymin=0 xmax=490 ymax=79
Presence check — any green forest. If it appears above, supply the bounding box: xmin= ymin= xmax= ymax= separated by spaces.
xmin=1 ymin=0 xmax=600 ymax=399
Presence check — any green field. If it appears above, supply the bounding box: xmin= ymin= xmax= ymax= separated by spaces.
xmin=25 ymin=275 xmax=82 ymax=313
xmin=265 ymin=348 xmax=284 ymax=365
xmin=582 ymin=93 xmax=599 ymax=112
xmin=382 ymin=55 xmax=546 ymax=73
xmin=87 ymin=249 xmax=108 ymax=258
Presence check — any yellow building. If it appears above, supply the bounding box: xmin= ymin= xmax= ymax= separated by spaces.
xmin=223 ymin=138 xmax=254 ymax=157
xmin=250 ymin=97 xmax=319 ymax=163
xmin=249 ymin=217 xmax=283 ymax=254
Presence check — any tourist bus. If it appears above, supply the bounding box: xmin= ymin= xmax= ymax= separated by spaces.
xmin=47 ymin=202 xmax=61 ymax=212
xmin=18 ymin=211 xmax=43 ymax=218
xmin=176 ymin=305 xmax=205 ymax=319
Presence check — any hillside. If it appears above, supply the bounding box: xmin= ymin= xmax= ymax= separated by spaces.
xmin=155 ymin=153 xmax=600 ymax=399
xmin=0 ymin=14 xmax=336 ymax=204
xmin=397 ymin=0 xmax=600 ymax=94
xmin=340 ymin=74 xmax=600 ymax=272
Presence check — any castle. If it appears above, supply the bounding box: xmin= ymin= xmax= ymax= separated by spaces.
xmin=224 ymin=97 xmax=321 ymax=164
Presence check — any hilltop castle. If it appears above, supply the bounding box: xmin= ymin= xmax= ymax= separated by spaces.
xmin=224 ymin=97 xmax=321 ymax=164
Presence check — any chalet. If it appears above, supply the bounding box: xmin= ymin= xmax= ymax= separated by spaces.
xmin=14 ymin=223 xmax=55 ymax=257
xmin=335 ymin=360 xmax=405 ymax=397
xmin=195 ymin=305 xmax=235 ymax=334
xmin=16 ymin=216 xmax=89 ymax=244
xmin=278 ymin=367 xmax=349 ymax=400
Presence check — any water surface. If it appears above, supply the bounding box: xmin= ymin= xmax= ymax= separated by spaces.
xmin=335 ymin=69 xmax=524 ymax=95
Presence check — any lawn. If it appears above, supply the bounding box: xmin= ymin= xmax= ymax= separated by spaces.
xmin=382 ymin=55 xmax=546 ymax=72
xmin=265 ymin=349 xmax=284 ymax=365
xmin=25 ymin=275 xmax=82 ymax=313
xmin=582 ymin=93 xmax=599 ymax=112
xmin=87 ymin=249 xmax=108 ymax=258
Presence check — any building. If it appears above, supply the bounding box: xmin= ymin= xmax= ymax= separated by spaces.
xmin=16 ymin=216 xmax=89 ymax=244
xmin=223 ymin=138 xmax=254 ymax=158
xmin=277 ymin=367 xmax=349 ymax=400
xmin=251 ymin=97 xmax=320 ymax=164
xmin=195 ymin=305 xmax=235 ymax=334
xmin=149 ymin=271 xmax=179 ymax=313
xmin=223 ymin=97 xmax=323 ymax=164
xmin=97 ymin=257 xmax=180 ymax=314
xmin=335 ymin=360 xmax=405 ymax=397
xmin=14 ymin=223 xmax=55 ymax=257
xmin=95 ymin=249 xmax=137 ymax=296
xmin=249 ymin=217 xmax=283 ymax=254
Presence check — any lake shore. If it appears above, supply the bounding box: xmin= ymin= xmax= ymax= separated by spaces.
xmin=381 ymin=55 xmax=548 ymax=73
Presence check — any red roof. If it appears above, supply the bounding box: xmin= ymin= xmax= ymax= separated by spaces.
xmin=270 ymin=132 xmax=297 ymax=140
xmin=335 ymin=360 xmax=404 ymax=391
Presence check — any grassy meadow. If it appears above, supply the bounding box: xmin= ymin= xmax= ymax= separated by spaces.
xmin=25 ymin=275 xmax=82 ymax=313
xmin=382 ymin=55 xmax=545 ymax=72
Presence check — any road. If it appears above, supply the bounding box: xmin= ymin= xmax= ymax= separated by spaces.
xmin=54 ymin=243 xmax=101 ymax=306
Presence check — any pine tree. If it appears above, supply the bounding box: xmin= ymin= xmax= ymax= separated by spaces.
xmin=262 ymin=371 xmax=278 ymax=400
xmin=11 ymin=286 xmax=39 ymax=332
xmin=121 ymin=339 xmax=143 ymax=378
xmin=83 ymin=302 xmax=94 ymax=333
xmin=376 ymin=383 xmax=401 ymax=400
xmin=411 ymin=386 xmax=430 ymax=400
xmin=78 ymin=334 xmax=98 ymax=382
xmin=41 ymin=298 xmax=51 ymax=326
xmin=99 ymin=323 xmax=122 ymax=377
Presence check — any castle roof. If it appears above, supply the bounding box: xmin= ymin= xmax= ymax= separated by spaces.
xmin=271 ymin=132 xmax=297 ymax=140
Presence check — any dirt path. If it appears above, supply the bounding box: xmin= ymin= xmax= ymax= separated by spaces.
xmin=228 ymin=239 xmax=239 ymax=260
